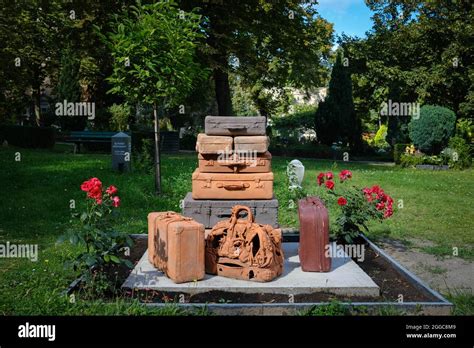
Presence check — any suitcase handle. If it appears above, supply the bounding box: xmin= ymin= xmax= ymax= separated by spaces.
xmin=217 ymin=183 xmax=250 ymax=190
xmin=230 ymin=205 xmax=254 ymax=225
xmin=226 ymin=126 xmax=246 ymax=130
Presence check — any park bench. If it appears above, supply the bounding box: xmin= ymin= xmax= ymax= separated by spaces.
xmin=63 ymin=131 xmax=127 ymax=153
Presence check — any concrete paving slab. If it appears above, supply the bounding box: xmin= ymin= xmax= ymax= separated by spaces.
xmin=122 ymin=242 xmax=380 ymax=297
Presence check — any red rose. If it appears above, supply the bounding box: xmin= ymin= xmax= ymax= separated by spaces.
xmin=325 ymin=180 xmax=335 ymax=190
xmin=96 ymin=198 xmax=102 ymax=205
xmin=337 ymin=197 xmax=347 ymax=206
xmin=339 ymin=170 xmax=352 ymax=181
xmin=106 ymin=185 xmax=118 ymax=195
xmin=376 ymin=202 xmax=385 ymax=211
xmin=384 ymin=208 xmax=393 ymax=218
xmin=317 ymin=173 xmax=325 ymax=186
xmin=112 ymin=196 xmax=120 ymax=208
xmin=325 ymin=172 xmax=334 ymax=180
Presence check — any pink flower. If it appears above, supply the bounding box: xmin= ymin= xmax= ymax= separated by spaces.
xmin=112 ymin=196 xmax=120 ymax=208
xmin=339 ymin=170 xmax=352 ymax=181
xmin=106 ymin=185 xmax=118 ymax=196
xmin=325 ymin=172 xmax=334 ymax=180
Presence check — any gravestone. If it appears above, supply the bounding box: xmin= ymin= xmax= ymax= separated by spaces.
xmin=111 ymin=132 xmax=131 ymax=172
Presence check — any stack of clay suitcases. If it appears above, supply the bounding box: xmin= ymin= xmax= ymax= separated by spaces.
xmin=182 ymin=116 xmax=278 ymax=228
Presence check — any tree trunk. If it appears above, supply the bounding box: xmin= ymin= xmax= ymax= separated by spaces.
xmin=213 ymin=68 xmax=233 ymax=116
xmin=32 ymin=81 xmax=42 ymax=127
xmin=153 ymin=102 xmax=162 ymax=195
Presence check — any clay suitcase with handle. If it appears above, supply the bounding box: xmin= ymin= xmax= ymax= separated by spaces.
xmin=205 ymin=205 xmax=284 ymax=282
xmin=297 ymin=197 xmax=331 ymax=272
xmin=234 ymin=136 xmax=269 ymax=153
xmin=205 ymin=116 xmax=266 ymax=136
xmin=192 ymin=169 xmax=273 ymax=200
xmin=195 ymin=133 xmax=233 ymax=154
xmin=147 ymin=211 xmax=205 ymax=283
xmin=197 ymin=151 xmax=272 ymax=173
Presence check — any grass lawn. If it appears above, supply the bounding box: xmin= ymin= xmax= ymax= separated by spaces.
xmin=0 ymin=146 xmax=473 ymax=315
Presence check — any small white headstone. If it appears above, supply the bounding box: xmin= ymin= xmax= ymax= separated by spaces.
xmin=287 ymin=159 xmax=305 ymax=186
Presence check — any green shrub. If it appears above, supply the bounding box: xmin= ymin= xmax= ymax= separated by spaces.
xmin=408 ymin=105 xmax=456 ymax=154
xmin=0 ymin=125 xmax=56 ymax=148
xmin=373 ymin=124 xmax=389 ymax=149
xmin=445 ymin=136 xmax=472 ymax=170
xmin=393 ymin=143 xmax=410 ymax=164
xmin=399 ymin=153 xmax=424 ymax=168
xmin=109 ymin=104 xmax=131 ymax=132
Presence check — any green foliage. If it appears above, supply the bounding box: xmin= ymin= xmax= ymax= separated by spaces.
xmin=108 ymin=104 xmax=131 ymax=132
xmin=315 ymin=51 xmax=359 ymax=147
xmin=0 ymin=125 xmax=55 ymax=148
xmin=393 ymin=143 xmax=410 ymax=164
xmin=134 ymin=138 xmax=154 ymax=173
xmin=57 ymin=48 xmax=81 ymax=103
xmin=103 ymin=0 xmax=207 ymax=107
xmin=270 ymin=108 xmax=316 ymax=145
xmin=456 ymin=118 xmax=474 ymax=143
xmin=304 ymin=301 xmax=349 ymax=316
xmin=446 ymin=136 xmax=472 ymax=170
xmin=333 ymin=187 xmax=384 ymax=243
xmin=399 ymin=153 xmax=425 ymax=168
xmin=373 ymin=124 xmax=389 ymax=149
xmin=409 ymin=105 xmax=456 ymax=154
xmin=341 ymin=0 xmax=474 ymax=129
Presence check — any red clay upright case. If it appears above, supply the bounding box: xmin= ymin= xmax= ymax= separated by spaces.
xmin=297 ymin=197 xmax=331 ymax=272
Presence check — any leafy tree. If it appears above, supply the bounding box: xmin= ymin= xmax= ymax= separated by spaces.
xmin=0 ymin=0 xmax=67 ymax=126
xmin=180 ymin=0 xmax=333 ymax=116
xmin=315 ymin=51 xmax=359 ymax=148
xmin=103 ymin=0 xmax=207 ymax=194
xmin=341 ymin=0 xmax=474 ymax=143
xmin=409 ymin=105 xmax=456 ymax=154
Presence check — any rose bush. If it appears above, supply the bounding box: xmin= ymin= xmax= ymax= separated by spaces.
xmin=58 ymin=178 xmax=133 ymax=274
xmin=317 ymin=170 xmax=394 ymax=243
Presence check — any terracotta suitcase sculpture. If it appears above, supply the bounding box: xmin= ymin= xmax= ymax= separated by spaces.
xmin=297 ymin=197 xmax=331 ymax=272
xmin=205 ymin=116 xmax=266 ymax=136
xmin=197 ymin=151 xmax=272 ymax=173
xmin=205 ymin=205 xmax=284 ymax=282
xmin=181 ymin=192 xmax=279 ymax=228
xmin=147 ymin=211 xmax=205 ymax=283
xmin=234 ymin=135 xmax=269 ymax=153
xmin=195 ymin=133 xmax=233 ymax=154
xmin=192 ymin=169 xmax=273 ymax=200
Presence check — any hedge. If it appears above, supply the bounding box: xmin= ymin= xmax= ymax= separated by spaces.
xmin=0 ymin=125 xmax=56 ymax=148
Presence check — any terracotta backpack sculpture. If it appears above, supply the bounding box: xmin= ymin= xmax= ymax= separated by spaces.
xmin=205 ymin=205 xmax=284 ymax=282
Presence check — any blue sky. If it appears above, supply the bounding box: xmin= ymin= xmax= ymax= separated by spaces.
xmin=316 ymin=0 xmax=374 ymax=39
